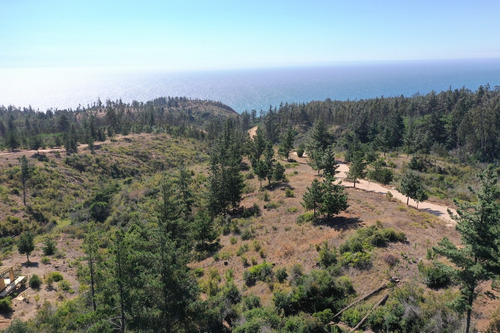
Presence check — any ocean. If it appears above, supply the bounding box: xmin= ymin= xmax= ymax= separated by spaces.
xmin=1 ymin=59 xmax=500 ymax=113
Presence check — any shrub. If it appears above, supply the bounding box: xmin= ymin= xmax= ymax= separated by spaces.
xmin=243 ymin=294 xmax=261 ymax=310
xmin=230 ymin=236 xmax=237 ymax=245
xmin=41 ymin=257 xmax=50 ymax=265
xmin=29 ymin=274 xmax=42 ymax=289
xmin=285 ymin=187 xmax=295 ymax=198
xmin=0 ymin=297 xmax=12 ymax=313
xmin=318 ymin=242 xmax=337 ymax=268
xmin=296 ymin=211 xmax=314 ymax=224
xmin=237 ymin=244 xmax=249 ymax=256
xmin=59 ymin=279 xmax=73 ymax=293
xmin=275 ymin=267 xmax=288 ymax=283
xmin=340 ymin=251 xmax=372 ymax=269
xmin=243 ymin=262 xmax=274 ymax=286
xmin=418 ymin=261 xmax=451 ymax=288
xmin=241 ymin=228 xmax=255 ymax=240
xmin=47 ymin=271 xmax=64 ymax=285
xmin=296 ymin=145 xmax=305 ymax=158
xmin=263 ymin=201 xmax=279 ymax=210
xmin=43 ymin=238 xmax=57 ymax=256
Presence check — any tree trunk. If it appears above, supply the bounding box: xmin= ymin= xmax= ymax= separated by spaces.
xmin=22 ymin=179 xmax=26 ymax=206
xmin=465 ymin=289 xmax=474 ymax=333
xmin=353 ymin=179 xmax=356 ymax=188
xmin=26 ymin=253 xmax=30 ymax=262
xmin=406 ymin=197 xmax=409 ymax=205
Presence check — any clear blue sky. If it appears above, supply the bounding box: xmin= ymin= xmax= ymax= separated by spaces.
xmin=2 ymin=0 xmax=500 ymax=71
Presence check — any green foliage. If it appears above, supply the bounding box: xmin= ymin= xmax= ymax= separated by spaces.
xmin=275 ymin=267 xmax=288 ymax=283
xmin=243 ymin=294 xmax=261 ymax=311
xmin=43 ymin=237 xmax=57 ymax=256
xmin=285 ymin=187 xmax=295 ymax=197
xmin=368 ymin=159 xmax=394 ymax=184
xmin=296 ymin=144 xmax=305 ymax=158
xmin=399 ymin=171 xmax=427 ymax=205
xmin=418 ymin=261 xmax=452 ymax=288
xmin=296 ymin=211 xmax=314 ymax=224
xmin=17 ymin=231 xmax=35 ymax=262
xmin=317 ymin=242 xmax=337 ymax=268
xmin=47 ymin=271 xmax=64 ymax=283
xmin=29 ymin=274 xmax=42 ymax=289
xmin=434 ymin=166 xmax=500 ymax=332
xmin=273 ymin=270 xmax=355 ymax=316
xmin=0 ymin=297 xmax=13 ymax=314
xmin=243 ymin=262 xmax=274 ymax=286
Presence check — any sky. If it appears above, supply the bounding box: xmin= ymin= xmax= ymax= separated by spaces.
xmin=2 ymin=0 xmax=500 ymax=71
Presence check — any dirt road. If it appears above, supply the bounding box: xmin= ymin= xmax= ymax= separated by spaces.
xmin=291 ymin=152 xmax=457 ymax=226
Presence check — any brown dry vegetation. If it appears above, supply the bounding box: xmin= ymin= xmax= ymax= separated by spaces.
xmin=1 ymin=134 xmax=499 ymax=331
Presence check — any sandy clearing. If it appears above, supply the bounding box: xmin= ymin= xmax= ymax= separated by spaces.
xmin=291 ymin=152 xmax=457 ymax=226
xmin=248 ymin=126 xmax=258 ymax=138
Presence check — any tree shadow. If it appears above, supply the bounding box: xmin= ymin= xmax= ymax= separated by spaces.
xmin=313 ymin=216 xmax=362 ymax=231
xmin=21 ymin=261 xmax=39 ymax=268
xmin=263 ymin=182 xmax=293 ymax=191
xmin=421 ymin=208 xmax=448 ymax=219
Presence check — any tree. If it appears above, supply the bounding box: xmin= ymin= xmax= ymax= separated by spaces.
xmin=253 ymin=159 xmax=268 ymax=189
xmin=19 ymin=155 xmax=33 ymax=206
xmin=399 ymin=172 xmax=426 ymax=206
xmin=84 ymin=222 xmax=100 ymax=311
xmin=302 ymin=179 xmax=323 ymax=218
xmin=264 ymin=142 xmax=275 ymax=185
xmin=278 ymin=128 xmax=296 ymax=160
xmin=273 ymin=162 xmax=286 ymax=182
xmin=348 ymin=151 xmax=366 ymax=188
xmin=320 ymin=176 xmax=349 ymax=218
xmin=321 ymin=146 xmax=338 ymax=178
xmin=208 ymin=121 xmax=244 ymax=216
xmin=18 ymin=232 xmax=35 ymax=262
xmin=434 ymin=167 xmax=500 ymax=333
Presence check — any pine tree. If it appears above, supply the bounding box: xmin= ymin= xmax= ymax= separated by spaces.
xmin=399 ymin=172 xmax=426 ymax=206
xmin=264 ymin=142 xmax=275 ymax=185
xmin=348 ymin=151 xmax=366 ymax=188
xmin=17 ymin=232 xmax=35 ymax=263
xmin=434 ymin=167 xmax=500 ymax=333
xmin=302 ymin=179 xmax=323 ymax=219
xmin=208 ymin=121 xmax=244 ymax=216
xmin=322 ymin=146 xmax=338 ymax=178
xmin=278 ymin=128 xmax=296 ymax=160
xmin=320 ymin=176 xmax=349 ymax=218
xmin=19 ymin=155 xmax=33 ymax=206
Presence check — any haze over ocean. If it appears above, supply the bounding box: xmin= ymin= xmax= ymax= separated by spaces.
xmin=1 ymin=58 xmax=500 ymax=113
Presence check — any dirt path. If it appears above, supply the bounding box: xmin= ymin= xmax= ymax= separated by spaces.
xmin=248 ymin=126 xmax=258 ymax=138
xmin=292 ymin=152 xmax=457 ymax=226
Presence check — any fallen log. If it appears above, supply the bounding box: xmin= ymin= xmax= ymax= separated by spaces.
xmin=350 ymin=294 xmax=388 ymax=332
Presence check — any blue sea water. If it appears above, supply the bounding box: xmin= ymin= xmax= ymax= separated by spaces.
xmin=1 ymin=59 xmax=500 ymax=113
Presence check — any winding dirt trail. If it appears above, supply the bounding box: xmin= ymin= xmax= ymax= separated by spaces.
xmin=291 ymin=152 xmax=457 ymax=226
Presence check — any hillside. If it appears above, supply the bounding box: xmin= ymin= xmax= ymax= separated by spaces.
xmin=1 ymin=92 xmax=500 ymax=332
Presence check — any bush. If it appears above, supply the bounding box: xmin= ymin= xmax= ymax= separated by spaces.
xmin=43 ymin=238 xmax=57 ymax=256
xmin=285 ymin=187 xmax=295 ymax=198
xmin=237 ymin=244 xmax=249 ymax=256
xmin=29 ymin=274 xmax=42 ymax=289
xmin=318 ymin=242 xmax=337 ymax=268
xmin=296 ymin=211 xmax=314 ymax=224
xmin=241 ymin=228 xmax=255 ymax=240
xmin=275 ymin=267 xmax=288 ymax=283
xmin=47 ymin=271 xmax=64 ymax=286
xmin=418 ymin=261 xmax=452 ymax=288
xmin=243 ymin=262 xmax=274 ymax=286
xmin=243 ymin=294 xmax=261 ymax=310
xmin=59 ymin=279 xmax=72 ymax=293
xmin=0 ymin=297 xmax=12 ymax=313
xmin=296 ymin=145 xmax=305 ymax=158
xmin=368 ymin=166 xmax=394 ymax=184
xmin=41 ymin=257 xmax=50 ymax=265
